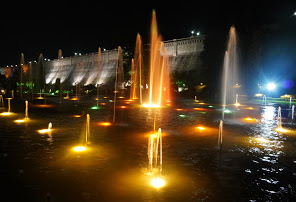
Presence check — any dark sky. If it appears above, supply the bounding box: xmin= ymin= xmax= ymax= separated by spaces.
xmin=0 ymin=1 xmax=295 ymax=66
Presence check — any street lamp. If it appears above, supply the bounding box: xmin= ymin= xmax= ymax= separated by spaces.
xmin=191 ymin=30 xmax=194 ymax=36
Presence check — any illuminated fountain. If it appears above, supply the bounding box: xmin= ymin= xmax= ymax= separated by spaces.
xmin=234 ymin=93 xmax=240 ymax=106
xmin=1 ymin=98 xmax=14 ymax=116
xmin=275 ymin=106 xmax=287 ymax=132
xmin=148 ymin=128 xmax=165 ymax=188
xmin=38 ymin=122 xmax=52 ymax=134
xmin=292 ymin=105 xmax=294 ymax=120
xmin=221 ymin=26 xmax=239 ymax=120
xmin=262 ymin=95 xmax=267 ymax=106
xmin=73 ymin=114 xmax=90 ymax=152
xmin=0 ymin=95 xmax=4 ymax=107
xmin=218 ymin=120 xmax=223 ymax=150
xmin=113 ymin=46 xmax=124 ymax=123
xmin=15 ymin=100 xmax=29 ymax=123
xmin=290 ymin=97 xmax=292 ymax=109
xmin=130 ymin=34 xmax=143 ymax=103
xmin=142 ymin=10 xmax=170 ymax=108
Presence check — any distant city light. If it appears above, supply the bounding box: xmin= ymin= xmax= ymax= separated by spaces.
xmin=267 ymin=83 xmax=276 ymax=91
xmin=196 ymin=32 xmax=200 ymax=36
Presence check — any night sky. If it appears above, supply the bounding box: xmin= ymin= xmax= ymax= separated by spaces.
xmin=0 ymin=1 xmax=296 ymax=72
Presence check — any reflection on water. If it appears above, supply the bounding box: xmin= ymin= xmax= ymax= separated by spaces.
xmin=0 ymin=99 xmax=296 ymax=201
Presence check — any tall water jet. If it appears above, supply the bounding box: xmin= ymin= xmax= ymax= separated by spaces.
xmin=58 ymin=49 xmax=63 ymax=103
xmin=148 ymin=128 xmax=162 ymax=173
xmin=113 ymin=46 xmax=123 ymax=123
xmin=218 ymin=120 xmax=223 ymax=150
xmin=221 ymin=26 xmax=239 ymax=119
xmin=38 ymin=53 xmax=45 ymax=92
xmin=292 ymin=105 xmax=295 ymax=120
xmin=96 ymin=47 xmax=102 ymax=108
xmin=20 ymin=53 xmax=25 ymax=100
xmin=144 ymin=10 xmax=170 ymax=107
xmin=289 ymin=97 xmax=292 ymax=109
xmin=0 ymin=95 xmax=4 ymax=107
xmin=130 ymin=34 xmax=143 ymax=103
xmin=262 ymin=95 xmax=267 ymax=106
xmin=25 ymin=100 xmax=28 ymax=119
xmin=277 ymin=106 xmax=282 ymax=129
xmin=7 ymin=98 xmax=12 ymax=112
xmin=85 ymin=114 xmax=90 ymax=145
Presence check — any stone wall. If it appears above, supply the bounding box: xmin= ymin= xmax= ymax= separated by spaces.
xmin=44 ymin=49 xmax=118 ymax=87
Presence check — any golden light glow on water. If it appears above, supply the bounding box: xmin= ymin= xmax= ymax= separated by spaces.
xmin=198 ymin=102 xmax=206 ymax=105
xmin=14 ymin=119 xmax=29 ymax=123
xmin=73 ymin=146 xmax=87 ymax=152
xmin=275 ymin=128 xmax=288 ymax=133
xmin=0 ymin=112 xmax=14 ymax=116
xmin=32 ymin=104 xmax=54 ymax=108
xmin=245 ymin=107 xmax=254 ymax=110
xmin=142 ymin=103 xmax=160 ymax=108
xmin=150 ymin=177 xmax=165 ymax=188
xmin=120 ymin=106 xmax=127 ymax=109
xmin=255 ymin=137 xmax=269 ymax=143
xmin=70 ymin=98 xmax=79 ymax=101
xmin=197 ymin=126 xmax=205 ymax=131
xmin=37 ymin=129 xmax=52 ymax=134
xmin=234 ymin=103 xmax=240 ymax=106
xmin=73 ymin=115 xmax=83 ymax=118
xmin=98 ymin=122 xmax=112 ymax=126
xmin=244 ymin=117 xmax=257 ymax=122
xmin=176 ymin=108 xmax=183 ymax=111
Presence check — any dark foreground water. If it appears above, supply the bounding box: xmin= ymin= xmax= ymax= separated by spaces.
xmin=0 ymin=96 xmax=296 ymax=201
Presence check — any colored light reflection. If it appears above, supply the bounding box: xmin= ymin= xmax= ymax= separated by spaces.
xmin=179 ymin=114 xmax=186 ymax=117
xmin=244 ymin=117 xmax=256 ymax=122
xmin=100 ymin=103 xmax=106 ymax=105
xmin=73 ymin=115 xmax=83 ymax=118
xmin=91 ymin=106 xmax=100 ymax=109
xmin=245 ymin=107 xmax=254 ymax=110
xmin=70 ymin=98 xmax=79 ymax=101
xmin=14 ymin=119 xmax=29 ymax=123
xmin=197 ymin=126 xmax=205 ymax=131
xmin=120 ymin=106 xmax=127 ymax=109
xmin=193 ymin=108 xmax=208 ymax=111
xmin=150 ymin=177 xmax=165 ymax=188
xmin=275 ymin=128 xmax=288 ymax=133
xmin=73 ymin=146 xmax=87 ymax=152
xmin=37 ymin=129 xmax=52 ymax=134
xmin=0 ymin=112 xmax=14 ymax=116
xmin=32 ymin=104 xmax=54 ymax=108
xmin=176 ymin=108 xmax=183 ymax=111
xmin=98 ymin=122 xmax=112 ymax=126
xmin=224 ymin=109 xmax=231 ymax=113
xmin=142 ymin=103 xmax=160 ymax=108
xmin=255 ymin=137 xmax=269 ymax=143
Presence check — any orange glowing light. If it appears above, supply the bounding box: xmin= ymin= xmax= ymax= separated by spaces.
xmin=70 ymin=98 xmax=79 ymax=101
xmin=234 ymin=103 xmax=240 ymax=106
xmin=95 ymin=98 xmax=100 ymax=100
xmin=245 ymin=107 xmax=254 ymax=110
xmin=198 ymin=102 xmax=206 ymax=105
xmin=142 ymin=103 xmax=160 ymax=108
xmin=120 ymin=106 xmax=127 ymax=109
xmin=244 ymin=117 xmax=256 ymax=122
xmin=73 ymin=146 xmax=87 ymax=152
xmin=32 ymin=104 xmax=54 ymax=108
xmin=98 ymin=122 xmax=112 ymax=126
xmin=193 ymin=108 xmax=207 ymax=111
xmin=73 ymin=115 xmax=83 ymax=118
xmin=197 ymin=126 xmax=206 ymax=131
xmin=37 ymin=129 xmax=52 ymax=134
xmin=14 ymin=119 xmax=28 ymax=123
xmin=176 ymin=108 xmax=183 ymax=111
xmin=100 ymin=103 xmax=106 ymax=105
xmin=255 ymin=137 xmax=269 ymax=143
xmin=150 ymin=177 xmax=165 ymax=188
xmin=275 ymin=128 xmax=288 ymax=133
xmin=104 ymin=97 xmax=108 ymax=99
xmin=0 ymin=112 xmax=14 ymax=116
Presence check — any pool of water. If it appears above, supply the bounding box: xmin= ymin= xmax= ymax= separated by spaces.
xmin=0 ymin=96 xmax=296 ymax=201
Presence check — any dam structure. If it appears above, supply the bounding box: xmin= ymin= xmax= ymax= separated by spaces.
xmin=0 ymin=35 xmax=205 ymax=92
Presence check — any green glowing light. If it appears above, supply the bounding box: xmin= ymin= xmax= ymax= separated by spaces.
xmin=179 ymin=114 xmax=186 ymax=117
xmin=91 ymin=106 xmax=100 ymax=110
xmin=224 ymin=109 xmax=231 ymax=113
xmin=208 ymin=106 xmax=214 ymax=108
